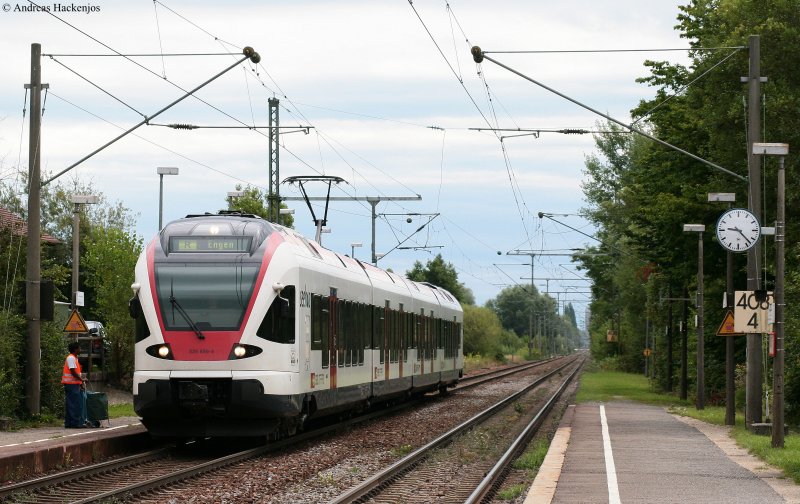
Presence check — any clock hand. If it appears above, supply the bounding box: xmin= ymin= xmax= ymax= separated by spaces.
xmin=727 ymin=227 xmax=751 ymax=245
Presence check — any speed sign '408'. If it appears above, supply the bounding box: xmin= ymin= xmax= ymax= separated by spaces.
xmin=733 ymin=290 xmax=774 ymax=333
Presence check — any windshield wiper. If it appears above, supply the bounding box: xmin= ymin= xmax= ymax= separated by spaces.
xmin=169 ymin=282 xmax=205 ymax=340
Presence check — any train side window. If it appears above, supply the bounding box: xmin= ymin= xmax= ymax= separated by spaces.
xmin=338 ymin=299 xmax=346 ymax=368
xmin=443 ymin=319 xmax=449 ymax=358
xmin=374 ymin=306 xmax=383 ymax=364
xmin=256 ymin=285 xmax=295 ymax=344
xmin=390 ymin=309 xmax=398 ymax=363
xmin=129 ymin=295 xmax=151 ymax=343
xmin=358 ymin=303 xmax=366 ymax=365
xmin=344 ymin=300 xmax=352 ymax=367
xmin=398 ymin=308 xmax=404 ymax=362
xmin=405 ymin=312 xmax=412 ymax=361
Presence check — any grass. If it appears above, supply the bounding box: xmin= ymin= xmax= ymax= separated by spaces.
xmin=512 ymin=439 xmax=549 ymax=471
xmin=496 ymin=483 xmax=527 ymax=500
xmin=108 ymin=403 xmax=136 ymax=418
xmin=3 ymin=401 xmax=137 ymax=431
xmin=464 ymin=354 xmax=503 ymax=373
xmin=576 ymin=371 xmax=688 ymax=406
xmin=578 ymin=369 xmax=800 ymax=484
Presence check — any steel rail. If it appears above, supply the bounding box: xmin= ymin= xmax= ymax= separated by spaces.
xmin=465 ymin=358 xmax=584 ymax=503
xmin=1 ymin=357 xmax=566 ymax=503
xmin=0 ymin=447 xmax=170 ymax=499
xmin=328 ymin=355 xmax=580 ymax=504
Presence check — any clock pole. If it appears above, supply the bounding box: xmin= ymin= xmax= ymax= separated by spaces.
xmin=709 ymin=193 xmax=737 ymax=426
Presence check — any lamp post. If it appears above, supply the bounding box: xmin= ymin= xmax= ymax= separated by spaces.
xmin=753 ymin=142 xmax=788 ymax=448
xmin=71 ymin=195 xmax=99 ymax=311
xmin=350 ymin=242 xmax=362 ymax=259
xmin=709 ymin=192 xmax=736 ymax=426
xmin=279 ymin=207 xmax=294 ymax=226
xmin=683 ymin=223 xmax=705 ymax=410
xmin=157 ymin=167 xmax=179 ymax=230
xmin=227 ymin=190 xmax=245 ymax=213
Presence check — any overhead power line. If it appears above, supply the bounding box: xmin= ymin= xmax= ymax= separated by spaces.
xmin=470 ymin=46 xmax=748 ymax=183
xmin=482 ymin=46 xmax=745 ymax=54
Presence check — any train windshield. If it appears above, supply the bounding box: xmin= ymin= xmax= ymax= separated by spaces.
xmin=155 ymin=263 xmax=259 ymax=331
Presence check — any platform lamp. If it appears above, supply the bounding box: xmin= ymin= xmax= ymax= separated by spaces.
xmin=71 ymin=194 xmax=99 ymax=311
xmin=683 ymin=223 xmax=705 ymax=410
xmin=350 ymin=242 xmax=362 ymax=259
xmin=279 ymin=207 xmax=294 ymax=226
xmin=753 ymin=142 xmax=789 ymax=448
xmin=157 ymin=167 xmax=179 ymax=230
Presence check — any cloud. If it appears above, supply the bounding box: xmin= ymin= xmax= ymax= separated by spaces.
xmin=0 ymin=0 xmax=689 ymax=310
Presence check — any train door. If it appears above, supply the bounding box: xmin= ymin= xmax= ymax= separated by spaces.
xmin=329 ymin=288 xmax=338 ymax=389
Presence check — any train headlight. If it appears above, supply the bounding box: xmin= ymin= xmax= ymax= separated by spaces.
xmin=145 ymin=343 xmax=173 ymax=360
xmin=228 ymin=344 xmax=262 ymax=359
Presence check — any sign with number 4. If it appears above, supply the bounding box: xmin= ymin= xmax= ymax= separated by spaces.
xmin=733 ymin=290 xmax=774 ymax=333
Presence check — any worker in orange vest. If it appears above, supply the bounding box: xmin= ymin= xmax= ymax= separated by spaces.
xmin=62 ymin=341 xmax=86 ymax=428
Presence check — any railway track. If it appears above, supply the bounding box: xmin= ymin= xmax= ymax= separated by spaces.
xmin=328 ymin=355 xmax=583 ymax=503
xmin=0 ymin=358 xmax=558 ymax=503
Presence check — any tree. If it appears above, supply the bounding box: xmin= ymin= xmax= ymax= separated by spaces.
xmin=406 ymin=254 xmax=474 ymax=305
xmin=578 ymin=1 xmax=800 ymax=405
xmin=564 ymin=303 xmax=578 ymax=328
xmin=462 ymin=305 xmax=505 ymax=358
xmin=82 ymin=203 xmax=143 ymax=385
xmin=226 ymin=184 xmax=294 ymax=228
xmin=485 ymin=284 xmax=583 ymax=357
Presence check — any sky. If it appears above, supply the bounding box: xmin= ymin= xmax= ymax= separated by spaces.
xmin=0 ymin=0 xmax=693 ymax=327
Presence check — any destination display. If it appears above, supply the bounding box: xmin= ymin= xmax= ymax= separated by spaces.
xmin=169 ymin=236 xmax=252 ymax=253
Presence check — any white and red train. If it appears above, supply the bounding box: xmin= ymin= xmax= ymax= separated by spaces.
xmin=130 ymin=211 xmax=463 ymax=437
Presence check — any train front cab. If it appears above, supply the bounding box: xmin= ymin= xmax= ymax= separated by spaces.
xmin=131 ymin=224 xmax=307 ymax=438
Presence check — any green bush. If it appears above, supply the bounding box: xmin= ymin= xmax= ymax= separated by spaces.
xmin=0 ymin=312 xmax=24 ymax=417
xmin=0 ymin=313 xmax=70 ymax=420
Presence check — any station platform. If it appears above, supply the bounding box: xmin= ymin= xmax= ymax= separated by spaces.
xmin=0 ymin=416 xmax=147 ymax=482
xmin=528 ymin=401 xmax=800 ymax=504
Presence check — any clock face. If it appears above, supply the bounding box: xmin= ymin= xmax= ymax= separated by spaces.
xmin=716 ymin=208 xmax=760 ymax=252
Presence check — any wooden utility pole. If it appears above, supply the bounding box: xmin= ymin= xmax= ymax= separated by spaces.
xmin=666 ymin=289 xmax=673 ymax=392
xmin=745 ymin=34 xmax=763 ymax=428
xmin=25 ymin=43 xmax=46 ymax=415
xmin=680 ymin=291 xmax=688 ymax=401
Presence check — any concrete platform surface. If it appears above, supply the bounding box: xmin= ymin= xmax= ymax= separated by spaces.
xmin=528 ymin=401 xmax=800 ymax=504
xmin=0 ymin=383 xmax=143 ymax=482
xmin=0 ymin=417 xmax=146 ymax=482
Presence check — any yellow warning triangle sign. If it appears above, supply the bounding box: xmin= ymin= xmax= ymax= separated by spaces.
xmin=63 ymin=309 xmax=89 ymax=333
xmin=716 ymin=309 xmax=742 ymax=336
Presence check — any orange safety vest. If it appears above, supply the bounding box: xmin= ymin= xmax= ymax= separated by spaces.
xmin=61 ymin=353 xmax=82 ymax=385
